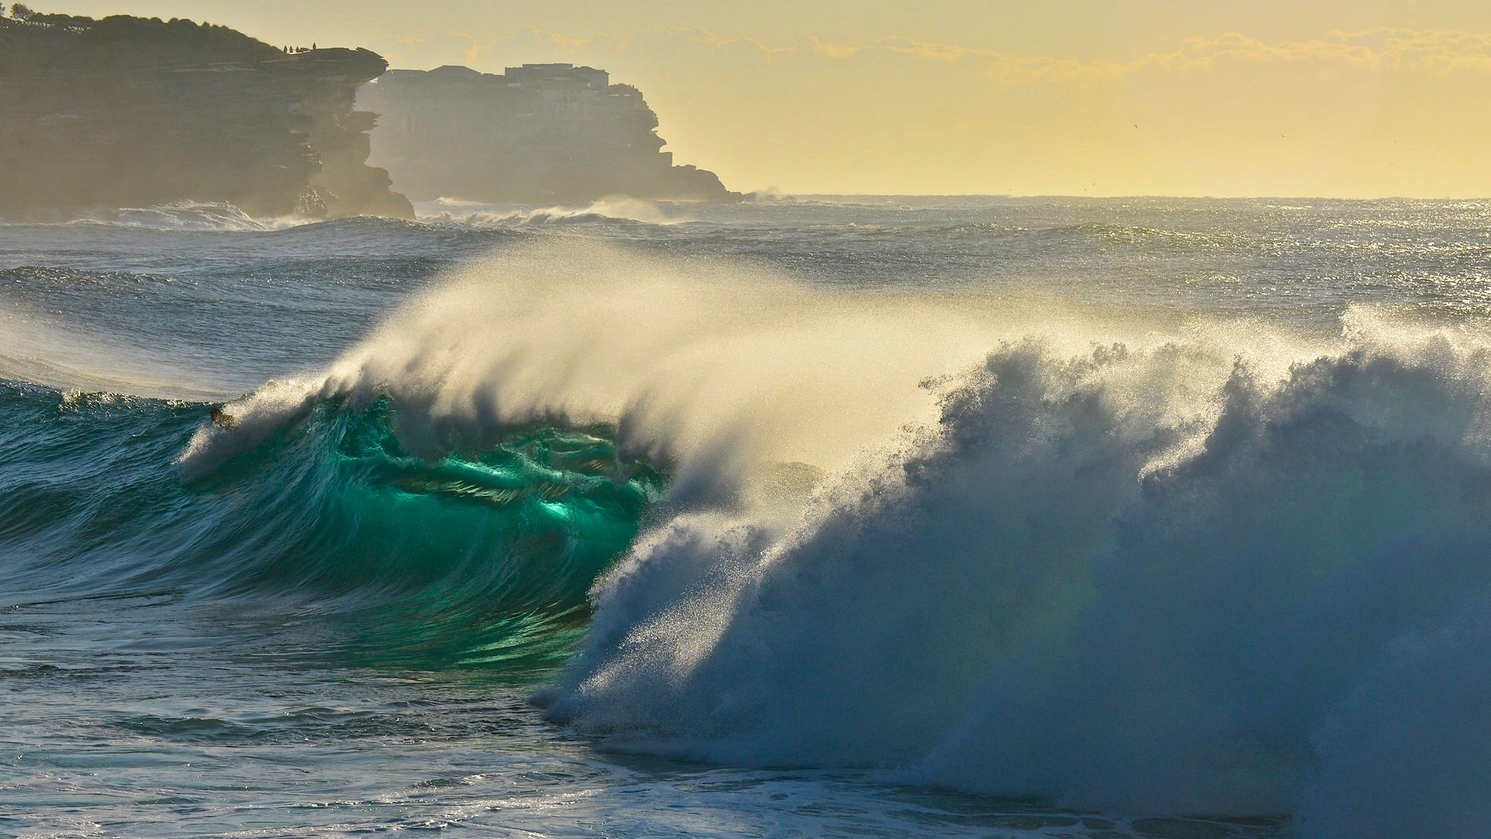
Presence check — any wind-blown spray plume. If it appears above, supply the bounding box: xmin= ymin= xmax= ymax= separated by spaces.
xmin=180 ymin=239 xmax=1024 ymax=492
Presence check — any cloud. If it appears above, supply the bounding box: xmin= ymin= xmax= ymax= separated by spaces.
xmin=529 ymin=29 xmax=593 ymax=54
xmin=656 ymin=27 xmax=1491 ymax=87
xmin=1131 ymin=29 xmax=1491 ymax=77
xmin=663 ymin=28 xmax=793 ymax=61
xmin=370 ymin=29 xmax=490 ymax=69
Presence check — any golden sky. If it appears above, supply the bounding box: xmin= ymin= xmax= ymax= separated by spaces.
xmin=44 ymin=1 xmax=1491 ymax=196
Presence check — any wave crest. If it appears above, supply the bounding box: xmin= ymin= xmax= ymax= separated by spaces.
xmin=415 ymin=196 xmax=684 ymax=227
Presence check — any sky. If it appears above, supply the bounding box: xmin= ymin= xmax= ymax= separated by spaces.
xmin=37 ymin=1 xmax=1491 ymax=197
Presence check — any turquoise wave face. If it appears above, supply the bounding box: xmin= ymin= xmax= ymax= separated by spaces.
xmin=0 ymin=382 xmax=664 ymax=673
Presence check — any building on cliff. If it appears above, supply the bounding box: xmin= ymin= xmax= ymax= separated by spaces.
xmin=0 ymin=12 xmax=413 ymax=220
xmin=357 ymin=63 xmax=739 ymax=204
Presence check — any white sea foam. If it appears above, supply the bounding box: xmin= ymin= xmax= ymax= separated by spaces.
xmin=64 ymin=201 xmax=311 ymax=232
xmin=416 ymin=196 xmax=686 ymax=227
xmin=548 ymin=326 xmax=1491 ymax=836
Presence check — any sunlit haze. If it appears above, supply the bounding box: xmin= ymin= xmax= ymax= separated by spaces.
xmin=40 ymin=0 xmax=1491 ymax=197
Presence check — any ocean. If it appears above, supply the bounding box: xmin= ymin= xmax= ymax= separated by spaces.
xmin=3 ymin=195 xmax=1490 ymax=837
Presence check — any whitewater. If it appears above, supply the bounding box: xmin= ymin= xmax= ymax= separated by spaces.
xmin=3 ymin=196 xmax=1491 ymax=837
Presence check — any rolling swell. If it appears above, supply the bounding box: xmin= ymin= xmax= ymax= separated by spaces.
xmin=0 ymin=381 xmax=663 ymax=670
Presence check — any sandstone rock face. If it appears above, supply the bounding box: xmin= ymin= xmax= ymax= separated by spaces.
xmin=0 ymin=13 xmax=413 ymax=220
xmin=359 ymin=64 xmax=739 ymax=205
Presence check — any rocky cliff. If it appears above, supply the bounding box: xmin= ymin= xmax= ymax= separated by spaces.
xmin=358 ymin=64 xmax=739 ymax=204
xmin=0 ymin=12 xmax=413 ymax=220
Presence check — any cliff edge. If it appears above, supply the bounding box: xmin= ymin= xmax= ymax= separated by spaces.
xmin=358 ymin=64 xmax=739 ymax=204
xmin=0 ymin=11 xmax=413 ymax=220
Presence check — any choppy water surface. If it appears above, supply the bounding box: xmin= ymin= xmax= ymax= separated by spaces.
xmin=4 ymin=197 xmax=1491 ymax=837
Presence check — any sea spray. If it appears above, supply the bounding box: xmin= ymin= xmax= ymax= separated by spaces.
xmin=178 ymin=239 xmax=1050 ymax=503
xmin=540 ymin=318 xmax=1491 ymax=832
xmin=0 ymin=298 xmax=234 ymax=400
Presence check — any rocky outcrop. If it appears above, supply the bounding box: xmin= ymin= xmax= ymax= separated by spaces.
xmin=0 ymin=12 xmax=412 ymax=220
xmin=358 ymin=64 xmax=739 ymax=204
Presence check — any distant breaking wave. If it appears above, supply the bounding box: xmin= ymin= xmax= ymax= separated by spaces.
xmin=414 ymin=196 xmax=686 ymax=227
xmin=57 ymin=201 xmax=314 ymax=232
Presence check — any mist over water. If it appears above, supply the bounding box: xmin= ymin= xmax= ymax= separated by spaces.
xmin=4 ymin=197 xmax=1491 ymax=836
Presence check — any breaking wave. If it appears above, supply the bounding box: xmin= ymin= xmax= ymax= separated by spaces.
xmin=540 ymin=314 xmax=1491 ymax=836
xmin=64 ymin=201 xmax=312 ymax=232
xmin=10 ymin=237 xmax=1491 ymax=833
xmin=183 ymin=240 xmax=1472 ymax=837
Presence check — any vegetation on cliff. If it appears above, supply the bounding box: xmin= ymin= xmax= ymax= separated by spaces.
xmin=0 ymin=10 xmax=413 ymax=219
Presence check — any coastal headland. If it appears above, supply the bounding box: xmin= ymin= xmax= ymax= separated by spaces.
xmin=0 ymin=10 xmax=737 ymax=219
xmin=0 ymin=10 xmax=414 ymax=220
xmin=359 ymin=64 xmax=740 ymax=205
